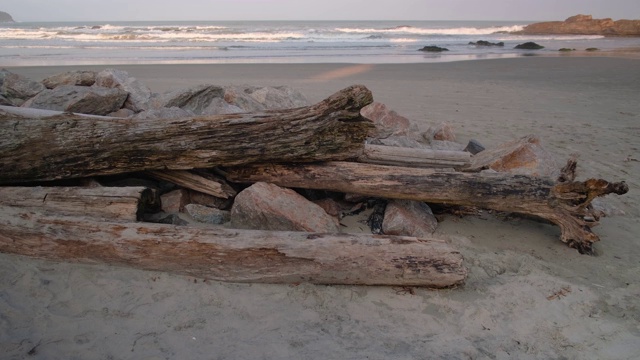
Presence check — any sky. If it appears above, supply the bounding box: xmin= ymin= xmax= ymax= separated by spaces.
xmin=2 ymin=0 xmax=639 ymax=22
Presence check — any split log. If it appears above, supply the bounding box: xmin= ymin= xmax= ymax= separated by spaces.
xmin=358 ymin=144 xmax=470 ymax=169
xmin=225 ymin=160 xmax=628 ymax=254
xmin=0 ymin=85 xmax=375 ymax=184
xmin=146 ymin=170 xmax=236 ymax=199
xmin=0 ymin=186 xmax=155 ymax=221
xmin=0 ymin=205 xmax=467 ymax=287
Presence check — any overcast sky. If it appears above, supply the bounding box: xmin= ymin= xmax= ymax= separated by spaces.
xmin=3 ymin=0 xmax=639 ymax=22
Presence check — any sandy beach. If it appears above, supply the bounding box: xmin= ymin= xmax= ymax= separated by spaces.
xmin=2 ymin=56 xmax=640 ymax=359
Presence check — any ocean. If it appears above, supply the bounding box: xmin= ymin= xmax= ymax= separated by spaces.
xmin=0 ymin=20 xmax=635 ymax=66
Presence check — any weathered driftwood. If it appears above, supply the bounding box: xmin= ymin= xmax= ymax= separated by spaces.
xmin=0 ymin=205 xmax=467 ymax=287
xmin=146 ymin=170 xmax=236 ymax=199
xmin=0 ymin=85 xmax=375 ymax=184
xmin=225 ymin=160 xmax=628 ymax=254
xmin=0 ymin=186 xmax=154 ymax=221
xmin=358 ymin=144 xmax=470 ymax=169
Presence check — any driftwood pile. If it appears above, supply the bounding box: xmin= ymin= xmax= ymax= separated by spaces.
xmin=0 ymin=73 xmax=629 ymax=288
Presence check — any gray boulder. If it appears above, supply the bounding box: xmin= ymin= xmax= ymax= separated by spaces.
xmin=185 ymin=204 xmax=230 ymax=225
xmin=94 ymin=68 xmax=152 ymax=112
xmin=42 ymin=71 xmax=97 ymax=89
xmin=382 ymin=200 xmax=438 ymax=238
xmin=157 ymin=84 xmax=308 ymax=115
xmin=229 ymin=85 xmax=309 ymax=111
xmin=133 ymin=106 xmax=193 ymax=120
xmin=230 ymin=182 xmax=341 ymax=232
xmin=158 ymin=85 xmax=241 ymax=114
xmin=23 ymin=85 xmax=128 ymax=115
xmin=0 ymin=69 xmax=46 ymax=106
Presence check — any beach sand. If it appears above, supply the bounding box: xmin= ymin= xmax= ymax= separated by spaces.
xmin=2 ymin=57 xmax=640 ymax=359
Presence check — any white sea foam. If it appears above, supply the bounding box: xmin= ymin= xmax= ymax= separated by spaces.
xmin=0 ymin=20 xmax=628 ymax=66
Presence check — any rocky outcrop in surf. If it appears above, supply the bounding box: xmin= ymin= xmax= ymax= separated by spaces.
xmin=0 ymin=11 xmax=15 ymax=22
xmin=515 ymin=14 xmax=640 ymax=36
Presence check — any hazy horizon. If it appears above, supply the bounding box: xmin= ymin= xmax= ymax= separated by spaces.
xmin=2 ymin=0 xmax=638 ymax=22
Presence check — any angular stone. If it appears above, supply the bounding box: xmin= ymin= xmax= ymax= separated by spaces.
xmin=23 ymin=85 xmax=128 ymax=115
xmin=160 ymin=189 xmax=190 ymax=213
xmin=382 ymin=200 xmax=438 ymax=238
xmin=467 ymin=135 xmax=560 ymax=178
xmin=0 ymin=69 xmax=46 ymax=106
xmin=464 ymin=139 xmax=486 ymax=155
xmin=187 ymin=190 xmax=230 ymax=210
xmin=133 ymin=106 xmax=193 ymax=120
xmin=42 ymin=71 xmax=97 ymax=89
xmin=360 ymin=102 xmax=411 ymax=138
xmin=94 ymin=68 xmax=152 ymax=112
xmin=159 ymin=85 xmax=236 ymax=114
xmin=313 ymin=198 xmax=345 ymax=217
xmin=423 ymin=122 xmax=457 ymax=142
xmin=230 ymin=182 xmax=341 ymax=232
xmin=233 ymin=85 xmax=309 ymax=111
xmin=108 ymin=108 xmax=135 ymax=118
xmin=157 ymin=84 xmax=308 ymax=115
xmin=185 ymin=204 xmax=230 ymax=224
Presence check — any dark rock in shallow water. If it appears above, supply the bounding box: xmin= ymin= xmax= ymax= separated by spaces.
xmin=558 ymin=48 xmax=576 ymax=52
xmin=586 ymin=47 xmax=599 ymax=51
xmin=418 ymin=46 xmax=449 ymax=52
xmin=469 ymin=40 xmax=504 ymax=47
xmin=515 ymin=42 xmax=545 ymax=50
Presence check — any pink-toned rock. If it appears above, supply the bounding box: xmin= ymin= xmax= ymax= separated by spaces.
xmin=518 ymin=14 xmax=640 ymax=36
xmin=160 ymin=189 xmax=190 ymax=213
xmin=382 ymin=200 xmax=438 ymax=238
xmin=230 ymin=182 xmax=341 ymax=232
xmin=313 ymin=198 xmax=345 ymax=217
xmin=423 ymin=122 xmax=457 ymax=142
xmin=467 ymin=135 xmax=560 ymax=178
xmin=360 ymin=102 xmax=411 ymax=138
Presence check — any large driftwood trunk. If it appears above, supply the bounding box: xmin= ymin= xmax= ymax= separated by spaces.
xmin=359 ymin=144 xmax=470 ymax=169
xmin=0 ymin=85 xmax=374 ymax=184
xmin=225 ymin=161 xmax=628 ymax=254
xmin=0 ymin=204 xmax=466 ymax=287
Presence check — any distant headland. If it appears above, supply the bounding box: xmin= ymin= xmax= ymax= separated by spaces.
xmin=0 ymin=11 xmax=15 ymax=22
xmin=515 ymin=14 xmax=640 ymax=37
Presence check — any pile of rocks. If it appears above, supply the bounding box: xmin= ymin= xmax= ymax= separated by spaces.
xmin=0 ymin=68 xmax=308 ymax=118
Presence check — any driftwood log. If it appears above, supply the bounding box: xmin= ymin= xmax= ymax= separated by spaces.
xmin=0 ymin=202 xmax=467 ymax=287
xmin=0 ymin=85 xmax=375 ymax=184
xmin=359 ymin=143 xmax=470 ymax=169
xmin=225 ymin=160 xmax=628 ymax=254
xmin=146 ymin=170 xmax=236 ymax=199
xmin=0 ymin=186 xmax=155 ymax=221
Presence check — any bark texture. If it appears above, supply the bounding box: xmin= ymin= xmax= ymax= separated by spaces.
xmin=225 ymin=160 xmax=628 ymax=254
xmin=0 ymin=205 xmax=467 ymax=287
xmin=0 ymin=85 xmax=375 ymax=184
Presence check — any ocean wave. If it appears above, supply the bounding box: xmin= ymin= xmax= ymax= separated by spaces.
xmin=336 ymin=25 xmax=526 ymax=35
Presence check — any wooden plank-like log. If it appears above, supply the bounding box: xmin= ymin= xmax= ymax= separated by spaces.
xmin=0 ymin=186 xmax=154 ymax=221
xmin=225 ymin=161 xmax=628 ymax=254
xmin=0 ymin=205 xmax=467 ymax=287
xmin=146 ymin=170 xmax=236 ymax=199
xmin=358 ymin=144 xmax=470 ymax=169
xmin=0 ymin=85 xmax=375 ymax=184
